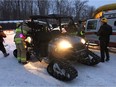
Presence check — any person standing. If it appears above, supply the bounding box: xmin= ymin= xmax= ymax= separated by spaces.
xmin=97 ymin=18 xmax=112 ymax=62
xmin=14 ymin=21 xmax=30 ymax=64
xmin=77 ymin=20 xmax=86 ymax=38
xmin=0 ymin=26 xmax=9 ymax=57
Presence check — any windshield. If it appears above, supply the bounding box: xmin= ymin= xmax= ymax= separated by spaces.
xmin=87 ymin=20 xmax=97 ymax=31
xmin=29 ymin=15 xmax=78 ymax=34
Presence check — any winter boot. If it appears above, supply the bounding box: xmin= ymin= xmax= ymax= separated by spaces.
xmin=106 ymin=58 xmax=110 ymax=61
xmin=4 ymin=53 xmax=9 ymax=57
xmin=100 ymin=59 xmax=104 ymax=62
xmin=18 ymin=60 xmax=21 ymax=64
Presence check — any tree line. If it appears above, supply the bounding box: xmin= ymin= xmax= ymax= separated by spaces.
xmin=0 ymin=0 xmax=95 ymax=21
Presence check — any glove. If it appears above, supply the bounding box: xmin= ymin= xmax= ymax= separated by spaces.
xmin=19 ymin=34 xmax=26 ymax=39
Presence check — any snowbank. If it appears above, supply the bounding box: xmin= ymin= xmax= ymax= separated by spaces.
xmin=0 ymin=31 xmax=116 ymax=87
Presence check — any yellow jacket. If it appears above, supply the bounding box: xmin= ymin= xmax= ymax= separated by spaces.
xmin=14 ymin=23 xmax=30 ymax=43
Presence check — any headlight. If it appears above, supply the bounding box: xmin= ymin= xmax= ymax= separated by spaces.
xmin=81 ymin=39 xmax=86 ymax=44
xmin=58 ymin=40 xmax=72 ymax=49
xmin=25 ymin=37 xmax=32 ymax=43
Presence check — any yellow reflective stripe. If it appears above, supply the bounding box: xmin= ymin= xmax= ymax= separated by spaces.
xmin=17 ymin=57 xmax=21 ymax=61
xmin=80 ymin=31 xmax=84 ymax=35
xmin=14 ymin=38 xmax=22 ymax=43
xmin=14 ymin=38 xmax=22 ymax=41
xmin=14 ymin=38 xmax=22 ymax=42
xmin=18 ymin=57 xmax=26 ymax=62
xmin=16 ymin=28 xmax=27 ymax=34
xmin=21 ymin=58 xmax=26 ymax=62
xmin=15 ymin=41 xmax=22 ymax=43
xmin=15 ymin=28 xmax=21 ymax=32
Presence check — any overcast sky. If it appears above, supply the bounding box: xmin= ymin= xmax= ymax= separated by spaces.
xmin=87 ymin=0 xmax=116 ymax=8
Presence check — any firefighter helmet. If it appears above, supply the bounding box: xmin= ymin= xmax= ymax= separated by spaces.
xmin=101 ymin=18 xmax=108 ymax=23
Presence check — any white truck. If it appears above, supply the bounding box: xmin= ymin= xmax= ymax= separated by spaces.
xmin=85 ymin=3 xmax=116 ymax=47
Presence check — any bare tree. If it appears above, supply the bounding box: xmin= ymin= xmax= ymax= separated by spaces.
xmin=59 ymin=0 xmax=74 ymax=16
xmin=87 ymin=6 xmax=95 ymax=19
xmin=0 ymin=0 xmax=96 ymax=20
xmin=0 ymin=0 xmax=13 ymax=20
xmin=73 ymin=0 xmax=88 ymax=21
xmin=36 ymin=0 xmax=49 ymax=15
xmin=49 ymin=0 xmax=74 ymax=16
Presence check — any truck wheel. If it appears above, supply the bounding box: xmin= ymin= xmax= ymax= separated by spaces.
xmin=47 ymin=60 xmax=78 ymax=81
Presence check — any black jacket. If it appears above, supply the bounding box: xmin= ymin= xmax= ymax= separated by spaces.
xmin=0 ymin=31 xmax=6 ymax=42
xmin=97 ymin=23 xmax=112 ymax=42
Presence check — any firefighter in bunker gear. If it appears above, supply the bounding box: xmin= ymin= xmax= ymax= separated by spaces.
xmin=14 ymin=22 xmax=30 ymax=64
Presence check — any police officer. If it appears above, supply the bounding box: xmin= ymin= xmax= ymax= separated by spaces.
xmin=0 ymin=26 xmax=9 ymax=57
xmin=14 ymin=21 xmax=30 ymax=64
xmin=97 ymin=18 xmax=112 ymax=62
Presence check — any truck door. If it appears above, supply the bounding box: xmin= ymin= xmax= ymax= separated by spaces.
xmin=85 ymin=19 xmax=100 ymax=45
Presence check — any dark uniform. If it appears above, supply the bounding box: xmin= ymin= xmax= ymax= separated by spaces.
xmin=97 ymin=18 xmax=112 ymax=62
xmin=0 ymin=26 xmax=9 ymax=57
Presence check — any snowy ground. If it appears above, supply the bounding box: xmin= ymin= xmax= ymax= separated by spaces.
xmin=0 ymin=31 xmax=116 ymax=87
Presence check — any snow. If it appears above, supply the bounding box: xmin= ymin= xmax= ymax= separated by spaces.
xmin=0 ymin=30 xmax=116 ymax=87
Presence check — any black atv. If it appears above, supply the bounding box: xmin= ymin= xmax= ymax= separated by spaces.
xmin=13 ymin=14 xmax=100 ymax=81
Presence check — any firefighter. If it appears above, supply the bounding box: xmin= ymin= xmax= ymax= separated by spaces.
xmin=97 ymin=18 xmax=112 ymax=62
xmin=14 ymin=21 xmax=30 ymax=64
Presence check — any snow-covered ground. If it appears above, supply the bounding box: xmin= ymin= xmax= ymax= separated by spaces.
xmin=0 ymin=31 xmax=116 ymax=87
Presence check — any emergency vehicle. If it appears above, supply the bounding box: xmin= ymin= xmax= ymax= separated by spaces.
xmin=85 ymin=3 xmax=116 ymax=47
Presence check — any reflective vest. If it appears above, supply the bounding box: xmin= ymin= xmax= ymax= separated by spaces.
xmin=80 ymin=31 xmax=84 ymax=36
xmin=14 ymin=28 xmax=27 ymax=43
xmin=15 ymin=28 xmax=27 ymax=34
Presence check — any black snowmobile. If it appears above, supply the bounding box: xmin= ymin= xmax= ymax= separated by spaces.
xmin=13 ymin=14 xmax=101 ymax=81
